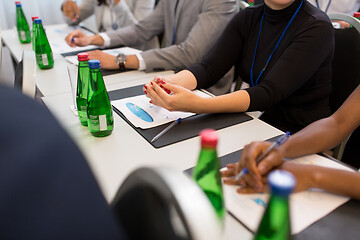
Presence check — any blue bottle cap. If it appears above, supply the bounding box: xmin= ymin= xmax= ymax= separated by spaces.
xmin=89 ymin=60 xmax=101 ymax=69
xmin=34 ymin=18 xmax=42 ymax=24
xmin=268 ymin=170 xmax=296 ymax=197
xmin=16 ymin=3 xmax=21 ymax=7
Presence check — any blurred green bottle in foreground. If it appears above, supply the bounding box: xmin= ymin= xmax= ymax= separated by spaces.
xmin=34 ymin=18 xmax=54 ymax=69
xmin=15 ymin=2 xmax=31 ymax=43
xmin=193 ymin=129 xmax=225 ymax=220
xmin=254 ymin=170 xmax=295 ymax=240
xmin=76 ymin=53 xmax=90 ymax=126
xmin=87 ymin=60 xmax=114 ymax=137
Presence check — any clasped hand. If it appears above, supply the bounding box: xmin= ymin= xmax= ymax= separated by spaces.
xmin=143 ymin=76 xmax=201 ymax=113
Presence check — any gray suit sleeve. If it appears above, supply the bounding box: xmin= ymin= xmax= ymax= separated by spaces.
xmin=141 ymin=0 xmax=238 ymax=72
xmin=63 ymin=0 xmax=96 ymax=26
xmin=114 ymin=0 xmax=155 ymax=27
xmin=105 ymin=0 xmax=165 ymax=48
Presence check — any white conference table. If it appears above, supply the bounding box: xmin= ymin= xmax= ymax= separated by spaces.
xmin=11 ymin=23 xmax=282 ymax=240
xmin=42 ymin=77 xmax=283 ymax=240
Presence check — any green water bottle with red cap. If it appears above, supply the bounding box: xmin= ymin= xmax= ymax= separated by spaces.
xmin=87 ymin=60 xmax=114 ymax=137
xmin=254 ymin=170 xmax=296 ymax=240
xmin=248 ymin=0 xmax=254 ymax=6
xmin=15 ymin=2 xmax=31 ymax=43
xmin=193 ymin=129 xmax=225 ymax=220
xmin=31 ymin=16 xmax=39 ymax=50
xmin=76 ymin=53 xmax=90 ymax=126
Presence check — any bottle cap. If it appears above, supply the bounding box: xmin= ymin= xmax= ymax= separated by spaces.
xmin=32 ymin=16 xmax=39 ymax=21
xmin=34 ymin=18 xmax=42 ymax=24
xmin=16 ymin=3 xmax=21 ymax=7
xmin=78 ymin=53 xmax=90 ymax=61
xmin=268 ymin=170 xmax=296 ymax=197
xmin=200 ymin=129 xmax=218 ymax=148
xmin=15 ymin=1 xmax=20 ymax=4
xmin=354 ymin=12 xmax=360 ymax=18
xmin=88 ymin=60 xmax=101 ymax=69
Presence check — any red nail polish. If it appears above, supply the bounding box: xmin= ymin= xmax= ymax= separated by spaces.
xmin=150 ymin=82 xmax=153 ymax=85
xmin=161 ymin=81 xmax=166 ymax=84
xmin=144 ymin=85 xmax=148 ymax=89
xmin=149 ymin=100 xmax=152 ymax=104
xmin=166 ymin=90 xmax=171 ymax=94
xmin=144 ymin=90 xmax=147 ymax=94
xmin=156 ymin=78 xmax=161 ymax=81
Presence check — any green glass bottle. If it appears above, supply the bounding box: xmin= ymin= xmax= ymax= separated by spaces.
xmin=76 ymin=53 xmax=90 ymax=126
xmin=31 ymin=16 xmax=39 ymax=51
xmin=248 ymin=0 xmax=255 ymax=6
xmin=34 ymin=18 xmax=54 ymax=69
xmin=193 ymin=129 xmax=225 ymax=220
xmin=87 ymin=60 xmax=114 ymax=137
xmin=15 ymin=2 xmax=31 ymax=43
xmin=254 ymin=170 xmax=296 ymax=240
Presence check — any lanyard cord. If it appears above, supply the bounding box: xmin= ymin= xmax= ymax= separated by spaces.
xmin=250 ymin=0 xmax=304 ymax=87
xmin=109 ymin=0 xmax=118 ymax=30
xmin=315 ymin=0 xmax=332 ymax=13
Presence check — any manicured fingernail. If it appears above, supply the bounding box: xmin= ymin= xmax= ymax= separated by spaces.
xmin=149 ymin=100 xmax=152 ymax=104
xmin=144 ymin=90 xmax=147 ymax=94
xmin=156 ymin=77 xmax=161 ymax=81
xmin=150 ymin=82 xmax=153 ymax=85
xmin=161 ymin=81 xmax=166 ymax=84
xmin=144 ymin=85 xmax=148 ymax=89
xmin=166 ymin=90 xmax=171 ymax=94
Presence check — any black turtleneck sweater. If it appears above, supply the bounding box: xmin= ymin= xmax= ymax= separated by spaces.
xmin=188 ymin=0 xmax=334 ymax=133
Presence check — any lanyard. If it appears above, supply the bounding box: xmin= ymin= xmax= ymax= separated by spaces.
xmin=250 ymin=0 xmax=303 ymax=87
xmin=172 ymin=0 xmax=180 ymax=44
xmin=109 ymin=0 xmax=118 ymax=30
xmin=315 ymin=0 xmax=332 ymax=13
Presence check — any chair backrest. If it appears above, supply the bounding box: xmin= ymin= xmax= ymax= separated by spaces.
xmin=328 ymin=13 xmax=360 ymax=113
xmin=0 ymin=24 xmax=2 ymax=78
xmin=111 ymin=167 xmax=222 ymax=240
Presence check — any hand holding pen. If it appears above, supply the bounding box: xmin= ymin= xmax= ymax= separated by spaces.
xmin=234 ymin=132 xmax=291 ymax=181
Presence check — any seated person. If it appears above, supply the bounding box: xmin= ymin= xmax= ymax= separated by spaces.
xmin=62 ymin=0 xmax=158 ymax=50
xmin=0 ymin=85 xmax=127 ymax=239
xmin=65 ymin=0 xmax=239 ymax=95
xmin=307 ymin=0 xmax=360 ymax=15
xmin=222 ymin=84 xmax=360 ymax=199
xmin=144 ymin=0 xmax=334 ymax=134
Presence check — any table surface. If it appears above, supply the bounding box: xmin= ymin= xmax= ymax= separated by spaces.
xmin=10 ymin=23 xmax=283 ymax=240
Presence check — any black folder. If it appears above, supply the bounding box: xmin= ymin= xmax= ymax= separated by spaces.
xmin=184 ymin=135 xmax=360 ymax=239
xmin=109 ymin=85 xmax=253 ymax=148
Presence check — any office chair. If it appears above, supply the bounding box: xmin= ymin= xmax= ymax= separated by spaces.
xmin=14 ymin=50 xmax=36 ymax=98
xmin=327 ymin=13 xmax=360 ymax=162
xmin=111 ymin=167 xmax=222 ymax=240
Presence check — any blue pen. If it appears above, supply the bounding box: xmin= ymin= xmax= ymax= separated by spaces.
xmin=71 ymin=37 xmax=74 ymax=43
xmin=234 ymin=131 xmax=291 ymax=181
xmin=151 ymin=118 xmax=181 ymax=143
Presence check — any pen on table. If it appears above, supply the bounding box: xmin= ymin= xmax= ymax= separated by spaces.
xmin=151 ymin=118 xmax=181 ymax=143
xmin=234 ymin=131 xmax=291 ymax=181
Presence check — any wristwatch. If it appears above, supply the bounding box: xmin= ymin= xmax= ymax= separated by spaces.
xmin=115 ymin=53 xmax=127 ymax=70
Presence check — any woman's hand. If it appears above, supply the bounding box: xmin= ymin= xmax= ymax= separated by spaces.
xmin=143 ymin=77 xmax=203 ymax=113
xmin=62 ymin=1 xmax=79 ymax=22
xmin=65 ymin=30 xmax=104 ymax=47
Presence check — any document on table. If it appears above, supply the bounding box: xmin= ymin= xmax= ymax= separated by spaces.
xmin=45 ymin=24 xmax=98 ymax=54
xmin=223 ymin=154 xmax=353 ymax=234
xmin=64 ymin=47 xmax=142 ymax=65
xmin=111 ymin=90 xmax=210 ymax=129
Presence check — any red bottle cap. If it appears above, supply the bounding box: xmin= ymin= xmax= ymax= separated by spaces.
xmin=200 ymin=129 xmax=218 ymax=148
xmin=77 ymin=53 xmax=90 ymax=61
xmin=15 ymin=1 xmax=20 ymax=4
xmin=248 ymin=0 xmax=254 ymax=2
xmin=32 ymin=16 xmax=39 ymax=21
xmin=354 ymin=12 xmax=360 ymax=18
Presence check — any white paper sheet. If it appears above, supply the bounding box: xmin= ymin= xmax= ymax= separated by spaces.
xmin=223 ymin=154 xmax=353 ymax=234
xmin=111 ymin=90 xmax=210 ymax=129
xmin=45 ymin=24 xmax=99 ymax=54
xmin=64 ymin=47 xmax=142 ymax=65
